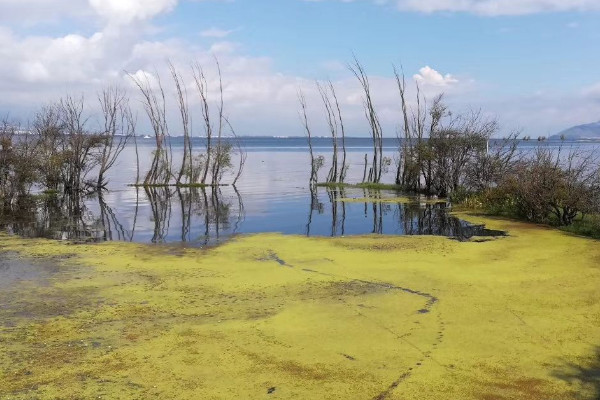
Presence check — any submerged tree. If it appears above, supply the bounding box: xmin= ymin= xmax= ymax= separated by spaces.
xmin=0 ymin=119 xmax=39 ymax=204
xmin=192 ymin=62 xmax=214 ymax=185
xmin=58 ymin=96 xmax=107 ymax=194
xmin=191 ymin=59 xmax=236 ymax=187
xmin=392 ymin=66 xmax=508 ymax=197
xmin=298 ymin=88 xmax=318 ymax=186
xmin=169 ymin=62 xmax=193 ymax=186
xmin=316 ymin=80 xmax=348 ymax=184
xmin=328 ymin=80 xmax=348 ymax=183
xmin=129 ymin=71 xmax=172 ymax=185
xmin=128 ymin=60 xmax=242 ymax=187
xmin=96 ymin=87 xmax=136 ymax=189
xmin=349 ymin=56 xmax=383 ymax=183
xmin=317 ymin=81 xmax=339 ymax=183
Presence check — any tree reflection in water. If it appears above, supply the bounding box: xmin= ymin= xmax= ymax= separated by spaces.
xmin=306 ymin=187 xmax=504 ymax=239
xmin=1 ymin=192 xmax=103 ymax=242
xmin=141 ymin=186 xmax=240 ymax=245
xmin=0 ymin=187 xmax=503 ymax=244
xmin=0 ymin=187 xmax=243 ymax=246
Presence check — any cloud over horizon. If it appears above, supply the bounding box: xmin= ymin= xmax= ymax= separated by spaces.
xmin=308 ymin=0 xmax=600 ymax=16
xmin=0 ymin=0 xmax=598 ymax=137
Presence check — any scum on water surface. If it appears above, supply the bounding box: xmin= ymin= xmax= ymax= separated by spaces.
xmin=1 ymin=212 xmax=600 ymax=399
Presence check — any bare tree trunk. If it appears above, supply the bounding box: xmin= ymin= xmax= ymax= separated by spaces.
xmin=192 ymin=63 xmax=212 ymax=185
xmin=298 ymin=89 xmax=317 ymax=185
xmin=362 ymin=153 xmax=368 ymax=183
xmin=211 ymin=58 xmax=225 ymax=187
xmin=329 ymin=80 xmax=347 ymax=182
xmin=97 ymin=87 xmax=134 ymax=189
xmin=225 ymin=117 xmax=246 ymax=186
xmin=133 ymin=125 xmax=140 ymax=185
xmin=129 ymin=71 xmax=170 ymax=185
xmin=349 ymin=56 xmax=383 ymax=183
xmin=59 ymin=95 xmax=100 ymax=194
xmin=394 ymin=66 xmax=411 ymax=188
xmin=169 ymin=62 xmax=191 ymax=185
xmin=317 ymin=81 xmax=338 ymax=183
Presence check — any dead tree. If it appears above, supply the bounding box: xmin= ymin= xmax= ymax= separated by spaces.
xmin=328 ymin=80 xmax=348 ymax=182
xmin=317 ymin=81 xmax=339 ymax=183
xmin=192 ymin=63 xmax=213 ymax=185
xmin=96 ymin=87 xmax=135 ymax=189
xmin=225 ymin=117 xmax=246 ymax=186
xmin=33 ymin=104 xmax=64 ymax=191
xmin=129 ymin=71 xmax=172 ymax=185
xmin=133 ymin=116 xmax=140 ymax=185
xmin=349 ymin=57 xmax=383 ymax=183
xmin=210 ymin=58 xmax=226 ymax=187
xmin=394 ymin=65 xmax=424 ymax=191
xmin=190 ymin=58 xmax=233 ymax=187
xmin=298 ymin=88 xmax=317 ymax=186
xmin=169 ymin=62 xmax=192 ymax=185
xmin=59 ymin=95 xmax=103 ymax=193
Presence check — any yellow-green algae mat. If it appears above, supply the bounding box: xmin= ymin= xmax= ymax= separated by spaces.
xmin=1 ymin=215 xmax=600 ymax=399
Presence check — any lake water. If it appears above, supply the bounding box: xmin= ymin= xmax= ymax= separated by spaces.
xmin=2 ymin=137 xmax=596 ymax=246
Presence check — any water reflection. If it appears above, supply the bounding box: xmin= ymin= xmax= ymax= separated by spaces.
xmin=140 ymin=186 xmax=241 ymax=244
xmin=306 ymin=188 xmax=503 ymax=240
xmin=1 ymin=193 xmax=105 ymax=242
xmin=1 ymin=187 xmax=503 ymax=245
xmin=98 ymin=191 xmax=129 ymax=241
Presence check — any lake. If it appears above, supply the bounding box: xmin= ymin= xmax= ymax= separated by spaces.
xmin=1 ymin=136 xmax=596 ymax=245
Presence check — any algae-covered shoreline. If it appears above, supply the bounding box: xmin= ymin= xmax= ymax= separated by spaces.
xmin=1 ymin=214 xmax=600 ymax=399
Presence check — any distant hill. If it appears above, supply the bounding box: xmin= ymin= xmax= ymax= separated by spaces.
xmin=550 ymin=121 xmax=600 ymax=141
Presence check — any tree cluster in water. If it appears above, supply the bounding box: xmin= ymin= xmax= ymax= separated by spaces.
xmin=300 ymin=58 xmax=600 ymax=227
xmin=0 ymin=186 xmax=241 ymax=245
xmin=0 ymin=59 xmax=246 ymax=212
xmin=0 ymin=184 xmax=503 ymax=245
xmin=0 ymin=89 xmax=134 ymax=204
xmin=128 ymin=60 xmax=245 ymax=187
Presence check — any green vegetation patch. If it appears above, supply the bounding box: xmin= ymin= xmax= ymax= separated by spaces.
xmin=560 ymin=214 xmax=600 ymax=240
xmin=1 ymin=218 xmax=600 ymax=399
xmin=127 ymin=183 xmax=228 ymax=188
xmin=337 ymin=196 xmax=447 ymax=205
xmin=316 ymin=182 xmax=405 ymax=191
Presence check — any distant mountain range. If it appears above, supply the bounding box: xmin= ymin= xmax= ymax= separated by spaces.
xmin=550 ymin=121 xmax=600 ymax=141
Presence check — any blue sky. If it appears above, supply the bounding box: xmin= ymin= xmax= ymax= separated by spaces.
xmin=168 ymin=2 xmax=598 ymax=90
xmin=0 ymin=0 xmax=599 ymax=137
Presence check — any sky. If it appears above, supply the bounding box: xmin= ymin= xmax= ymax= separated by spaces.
xmin=0 ymin=0 xmax=599 ymax=137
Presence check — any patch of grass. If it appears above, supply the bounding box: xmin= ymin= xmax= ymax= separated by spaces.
xmin=560 ymin=214 xmax=600 ymax=239
xmin=127 ymin=183 xmax=228 ymax=188
xmin=316 ymin=182 xmax=404 ymax=191
xmin=337 ymin=196 xmax=447 ymax=205
xmin=455 ymin=191 xmax=600 ymax=241
xmin=315 ymin=182 xmax=347 ymax=188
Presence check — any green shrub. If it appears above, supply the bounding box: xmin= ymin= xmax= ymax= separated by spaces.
xmin=560 ymin=215 xmax=600 ymax=239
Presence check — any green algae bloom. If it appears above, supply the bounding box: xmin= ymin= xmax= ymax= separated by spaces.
xmin=337 ymin=196 xmax=447 ymax=205
xmin=1 ymin=214 xmax=600 ymax=399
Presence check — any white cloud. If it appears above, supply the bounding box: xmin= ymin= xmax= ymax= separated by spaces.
xmin=413 ymin=66 xmax=458 ymax=87
xmin=0 ymin=0 xmax=91 ymax=25
xmin=209 ymin=41 xmax=238 ymax=54
xmin=582 ymin=82 xmax=600 ymax=100
xmin=200 ymin=28 xmax=235 ymax=38
xmin=397 ymin=0 xmax=600 ymax=15
xmin=308 ymin=0 xmax=600 ymax=16
xmin=0 ymin=0 xmax=597 ymax=139
xmin=321 ymin=60 xmax=346 ymax=72
xmin=89 ymin=0 xmax=178 ymax=24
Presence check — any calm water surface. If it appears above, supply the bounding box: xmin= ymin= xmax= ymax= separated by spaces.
xmin=4 ymin=137 xmax=595 ymax=245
